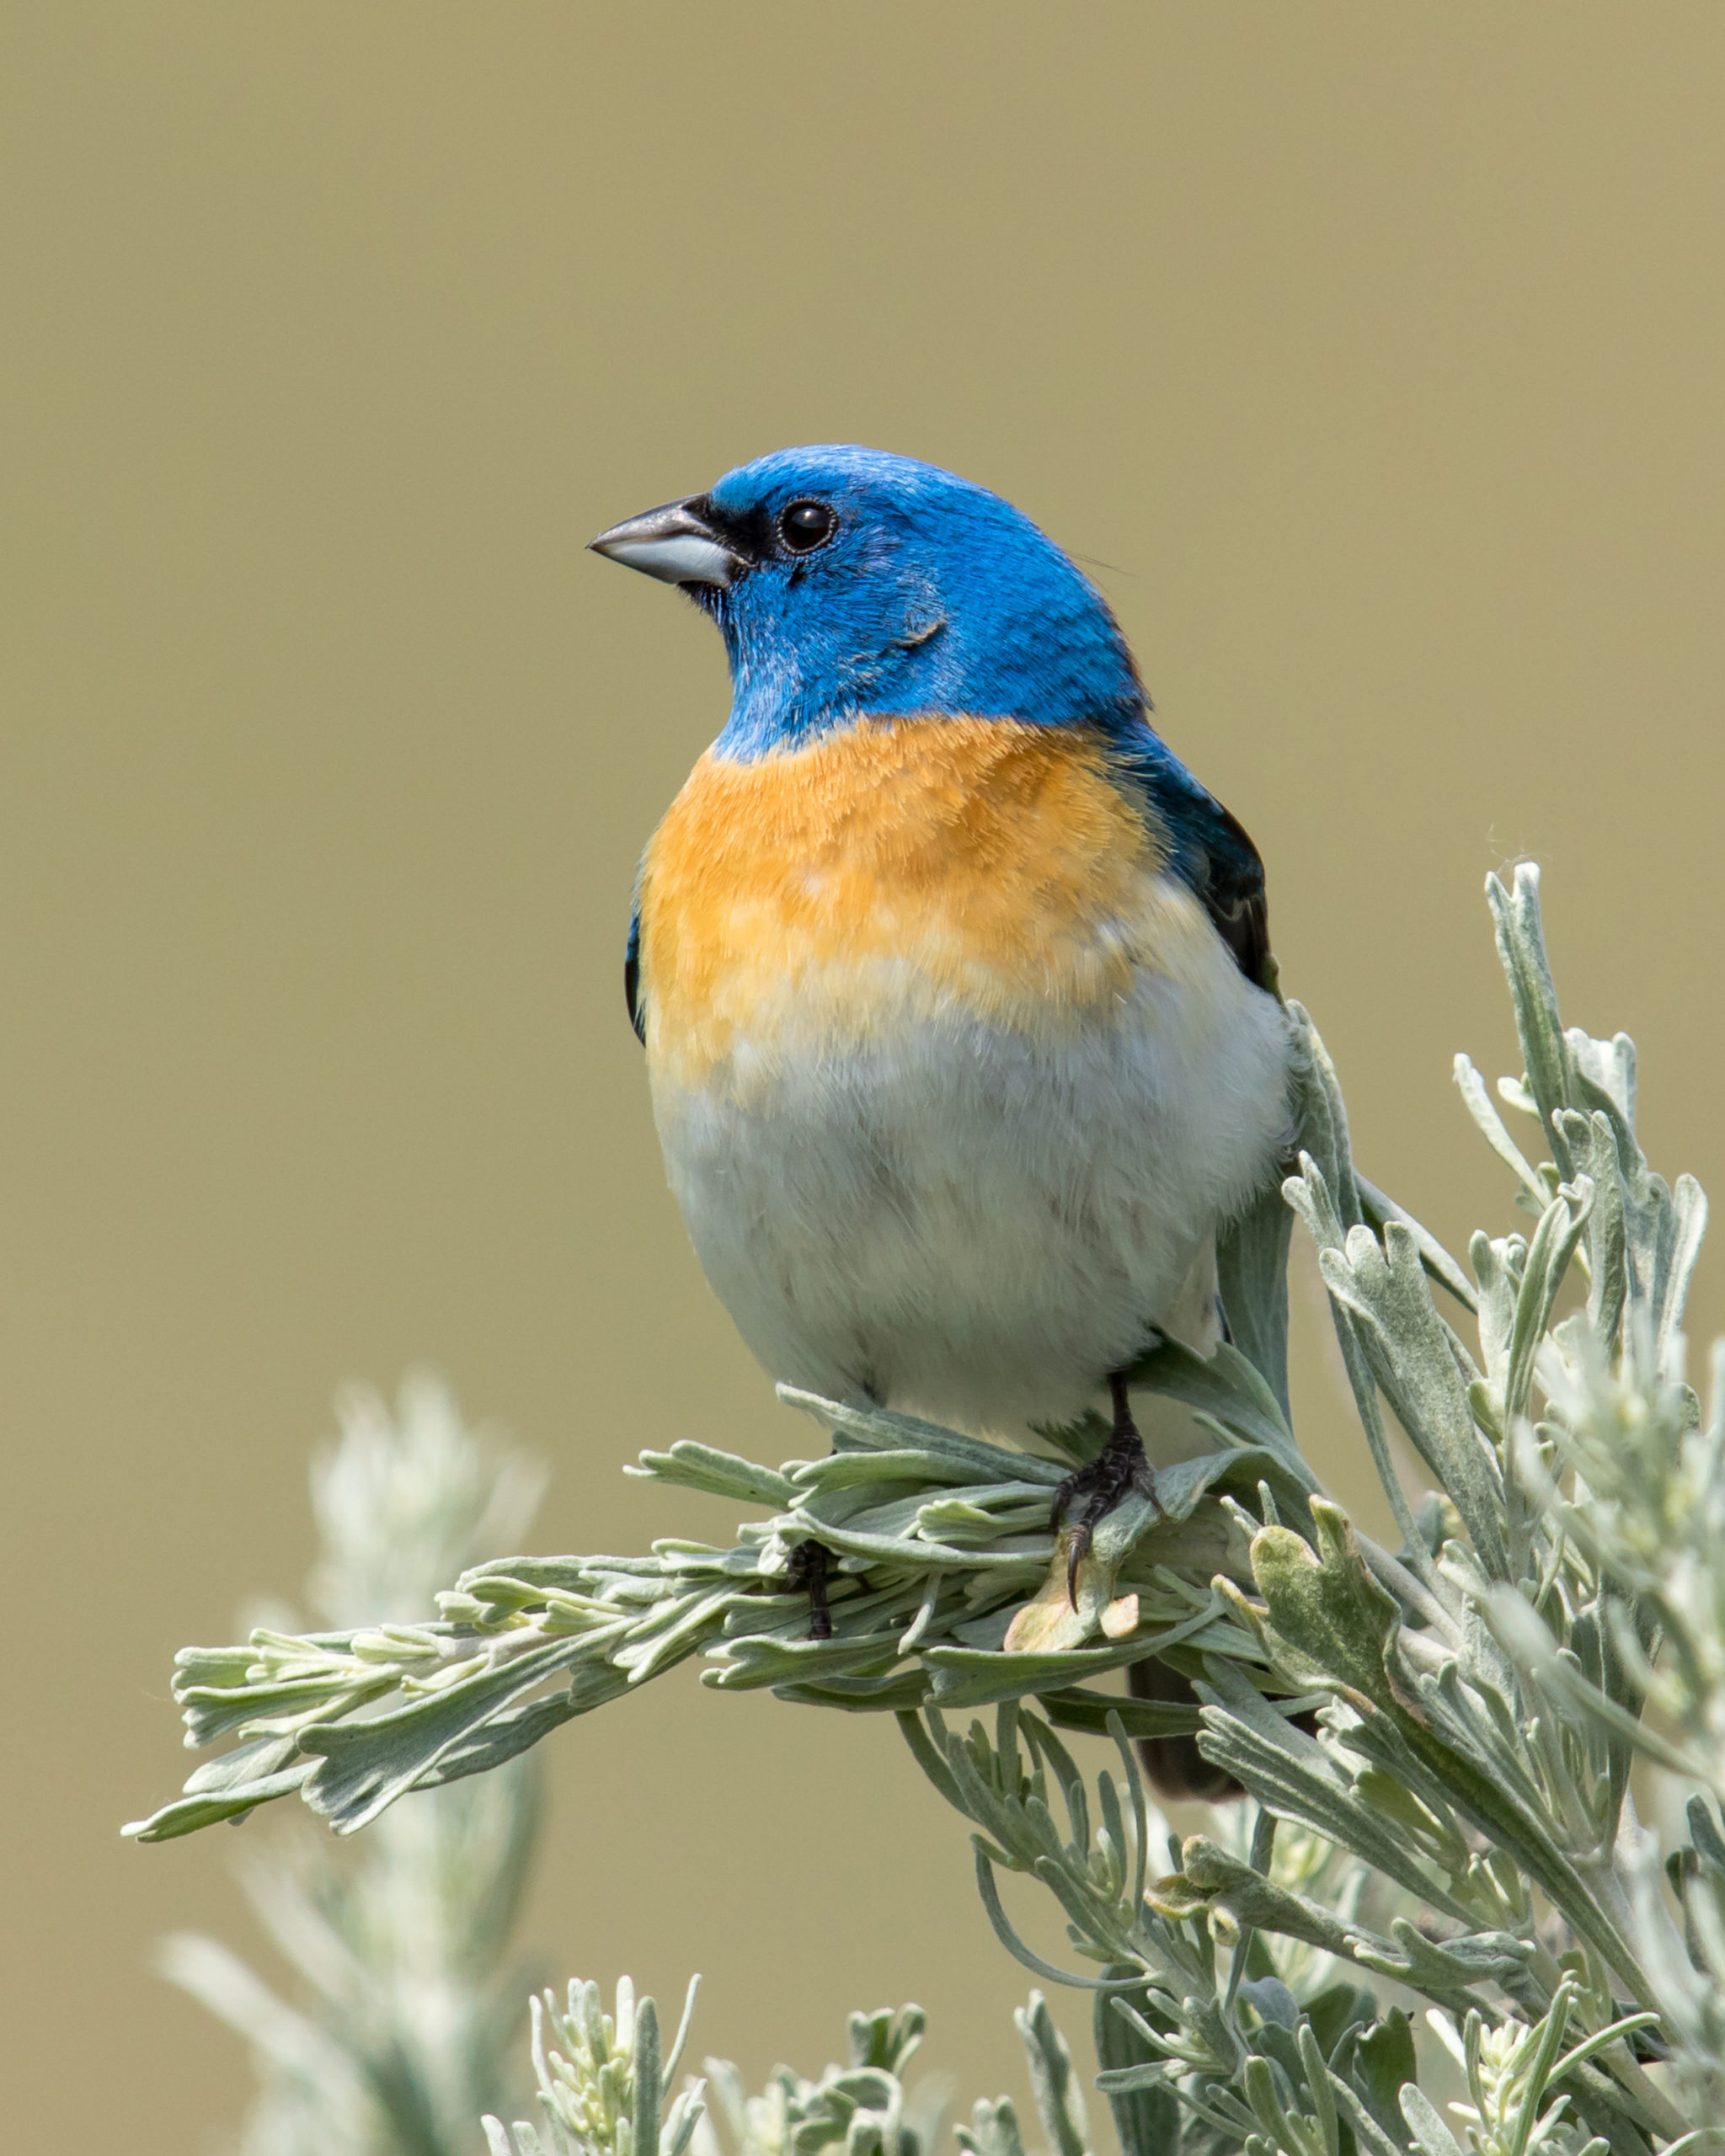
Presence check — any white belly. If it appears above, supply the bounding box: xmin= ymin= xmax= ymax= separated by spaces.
xmin=650 ymin=945 xmax=1293 ymax=1439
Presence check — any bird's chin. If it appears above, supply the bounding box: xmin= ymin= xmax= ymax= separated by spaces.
xmin=681 ymin=579 xmax=726 ymax=617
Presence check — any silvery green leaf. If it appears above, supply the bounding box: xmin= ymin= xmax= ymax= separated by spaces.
xmin=1555 ymin=1110 xmax=1628 ymax=1345
xmin=1217 ymin=1172 xmax=1298 ymax=1422
xmin=1174 ymin=1839 xmax=1503 ymax=2012
xmin=1195 ymin=1669 xmax=1475 ymax=1936
xmin=768 ymin=1669 xmax=932 ymax=1712
xmin=708 ymin=1633 xmax=905 ymax=1690
xmin=1567 ymin=1025 xmax=1637 ymax=1129
xmin=955 ymin=2096 xmax=1028 ymax=2156
xmin=1468 ymin=1230 xmax=1524 ymax=1393
xmin=1315 ymin=1222 xmax=1508 ymax=1581
xmin=1662 ymin=1172 xmax=1709 ymax=1363
xmin=627 ymin=1442 xmax=797 ymax=1507
xmin=174 ymin=1638 xmax=399 ymax=1747
xmin=1357 ymin=1174 xmax=1480 ymax=1317
xmin=1487 ymin=865 xmax=1578 ymax=1181
xmin=777 ymin=1387 xmax=1067 ymax=1486
xmin=1284 ymin=1157 xmax=1453 ymax=1596
xmin=790 ymin=1449 xmax=982 ymax=1492
xmin=1398 ymin=2084 xmax=1466 ymax=2156
xmin=1500 ymin=1189 xmax=1589 ymax=1428
xmin=1244 ymin=1501 xmax=1415 ymax=1710
xmin=1455 ymin=1053 xmax=1546 ymax=1209
xmin=484 ymin=2121 xmax=550 ymax=2156
xmin=914 ymin=1484 xmax=1055 ymax=1534
xmin=162 ymin=1379 xmax=553 ymax=2150
xmin=1478 ymin=1584 xmax=1701 ymax=1783
xmin=797 ymin=1481 xmax=932 ymax=1534
xmin=1177 ymin=1837 xmax=1389 ymax=1963
xmin=184 ymin=1729 xmax=307 ymax=1796
xmin=299 ymin=1635 xmax=607 ymax=1833
xmin=612 ymin=1589 xmax=748 ymax=1681
xmin=785 ymin=1514 xmax=1017 ymax=1571
xmin=635 ymin=1997 xmax=665 ymax=2156
xmin=1119 ymin=1337 xmax=1316 ymax=1491
xmin=125 ymin=1756 xmax=318 ymax=1840
xmin=1013 ymin=1994 xmax=1091 ymax=2156
xmin=926 ymin=1601 xmax=1247 ymax=1711
xmin=1347 ymin=1918 xmax=1531 ymax=1992
xmin=1285 ymin=1001 xmax=1364 ymax=1234
xmin=1035 ymin=1685 xmax=1202 ymax=1742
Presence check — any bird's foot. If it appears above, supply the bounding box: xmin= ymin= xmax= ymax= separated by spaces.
xmin=1049 ymin=1373 xmax=1162 ymax=1607
xmin=785 ymin=1540 xmax=834 ymax=1641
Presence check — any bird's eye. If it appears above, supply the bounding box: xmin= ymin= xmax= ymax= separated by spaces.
xmin=777 ymin=499 xmax=836 ymax=554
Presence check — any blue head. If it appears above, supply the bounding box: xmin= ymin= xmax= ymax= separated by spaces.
xmin=590 ymin=446 xmax=1146 ymax=761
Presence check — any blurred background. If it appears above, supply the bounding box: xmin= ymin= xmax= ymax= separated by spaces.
xmin=5 ymin=5 xmax=1725 ymax=2145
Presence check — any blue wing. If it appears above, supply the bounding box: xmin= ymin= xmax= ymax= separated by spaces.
xmin=624 ymin=893 xmax=647 ymax=1043
xmin=1111 ymin=722 xmax=1274 ymax=991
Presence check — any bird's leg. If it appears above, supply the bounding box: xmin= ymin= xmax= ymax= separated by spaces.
xmin=785 ymin=1539 xmax=834 ymax=1641
xmin=1050 ymin=1370 xmax=1162 ymax=1606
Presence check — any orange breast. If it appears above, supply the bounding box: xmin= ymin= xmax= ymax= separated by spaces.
xmin=638 ymin=716 xmax=1210 ymax=1089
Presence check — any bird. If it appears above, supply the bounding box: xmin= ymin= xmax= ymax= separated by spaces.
xmin=590 ymin=446 xmax=1294 ymax=1796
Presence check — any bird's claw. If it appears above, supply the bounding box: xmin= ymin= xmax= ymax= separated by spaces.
xmin=785 ymin=1539 xmax=834 ymax=1640
xmin=1050 ymin=1374 xmax=1161 ymax=1607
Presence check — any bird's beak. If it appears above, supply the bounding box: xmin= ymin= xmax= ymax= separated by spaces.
xmin=587 ymin=496 xmax=743 ymax=587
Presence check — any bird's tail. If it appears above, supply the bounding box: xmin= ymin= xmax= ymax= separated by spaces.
xmin=1125 ymin=1655 xmax=1242 ymax=1801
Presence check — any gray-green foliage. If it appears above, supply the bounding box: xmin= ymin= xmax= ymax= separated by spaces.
xmin=137 ymin=868 xmax=1725 ymax=2151
xmin=692 ymin=2003 xmax=948 ymax=2156
xmin=481 ymin=1976 xmax=705 ymax=2156
xmin=124 ymin=1347 xmax=1308 ymax=1842
xmin=160 ymin=1374 xmax=547 ymax=2156
xmin=485 ymin=1986 xmax=1061 ymax=2156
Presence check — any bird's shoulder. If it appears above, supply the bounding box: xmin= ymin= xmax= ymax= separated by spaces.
xmin=1103 ymin=723 xmax=1274 ymax=992
xmin=624 ymin=892 xmax=645 ymax=1042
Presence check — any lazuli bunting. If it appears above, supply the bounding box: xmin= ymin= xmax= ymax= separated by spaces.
xmin=592 ymin=446 xmax=1293 ymax=1796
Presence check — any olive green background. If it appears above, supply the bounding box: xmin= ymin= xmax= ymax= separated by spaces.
xmin=6 ymin=4 xmax=1725 ymax=2143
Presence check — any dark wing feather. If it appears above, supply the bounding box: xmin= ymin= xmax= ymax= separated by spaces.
xmin=624 ymin=897 xmax=646 ymax=1043
xmin=1109 ymin=725 xmax=1275 ymax=992
xmin=1192 ymin=797 xmax=1272 ymax=990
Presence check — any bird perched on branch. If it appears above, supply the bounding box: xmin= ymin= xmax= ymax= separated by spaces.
xmin=591 ymin=446 xmax=1293 ymax=1796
